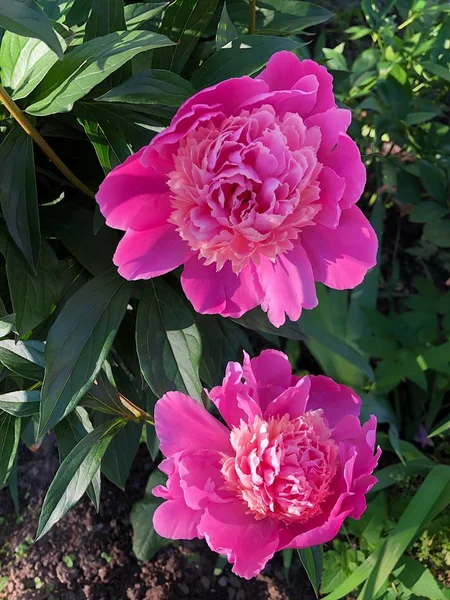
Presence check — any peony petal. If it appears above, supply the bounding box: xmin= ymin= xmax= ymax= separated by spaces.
xmin=265 ymin=377 xmax=311 ymax=420
xmin=181 ymin=258 xmax=263 ymax=318
xmin=153 ymin=499 xmax=201 ymax=539
xmin=243 ymin=349 xmax=293 ymax=412
xmin=324 ymin=133 xmax=366 ymax=208
xmin=305 ymin=108 xmax=351 ymax=161
xmin=257 ymin=244 xmax=318 ymax=327
xmin=257 ymin=53 xmax=335 ymax=116
xmin=142 ymin=77 xmax=269 ymax=168
xmin=113 ymin=223 xmax=193 ymax=280
xmin=238 ymin=79 xmax=318 ymax=119
xmin=306 ymin=375 xmax=361 ymax=428
xmin=198 ymin=501 xmax=279 ymax=579
xmin=314 ymin=166 xmax=345 ymax=228
xmin=302 ymin=206 xmax=378 ymax=290
xmin=209 ymin=361 xmax=262 ymax=428
xmin=179 ymin=450 xmax=231 ymax=509
xmin=155 ymin=391 xmax=231 ymax=456
xmin=96 ymin=147 xmax=169 ymax=231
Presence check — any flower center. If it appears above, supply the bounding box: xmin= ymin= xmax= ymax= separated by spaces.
xmin=221 ymin=411 xmax=339 ymax=523
xmin=168 ymin=105 xmax=323 ymax=273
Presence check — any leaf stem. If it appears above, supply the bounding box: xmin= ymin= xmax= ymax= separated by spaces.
xmin=249 ymin=0 xmax=256 ymax=34
xmin=0 ymin=85 xmax=96 ymax=200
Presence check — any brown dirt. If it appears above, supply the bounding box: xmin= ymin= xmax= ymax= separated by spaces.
xmin=0 ymin=439 xmax=314 ymax=600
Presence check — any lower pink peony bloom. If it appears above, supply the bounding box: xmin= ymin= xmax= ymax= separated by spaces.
xmin=96 ymin=51 xmax=377 ymax=327
xmin=152 ymin=350 xmax=380 ymax=579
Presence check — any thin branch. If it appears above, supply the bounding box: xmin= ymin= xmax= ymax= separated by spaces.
xmin=0 ymin=85 xmax=96 ymax=200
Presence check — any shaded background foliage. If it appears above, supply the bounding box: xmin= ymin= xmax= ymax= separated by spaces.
xmin=0 ymin=0 xmax=449 ymax=598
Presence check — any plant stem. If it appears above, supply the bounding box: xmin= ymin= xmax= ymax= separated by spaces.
xmin=0 ymin=84 xmax=96 ymax=200
xmin=249 ymin=0 xmax=256 ymax=34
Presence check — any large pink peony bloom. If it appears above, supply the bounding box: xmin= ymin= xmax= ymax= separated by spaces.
xmin=96 ymin=51 xmax=377 ymax=326
xmin=152 ymin=350 xmax=380 ymax=579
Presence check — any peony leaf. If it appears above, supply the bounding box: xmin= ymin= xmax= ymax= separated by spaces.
xmin=0 ymin=391 xmax=41 ymax=418
xmin=36 ymin=417 xmax=125 ymax=539
xmin=0 ymin=125 xmax=41 ymax=273
xmin=153 ymin=0 xmax=219 ymax=73
xmin=136 ymin=279 xmax=203 ymax=401
xmin=39 ymin=270 xmax=132 ymax=436
xmin=0 ymin=0 xmax=63 ymax=59
xmin=191 ymin=35 xmax=302 ymax=88
xmin=26 ymin=30 xmax=175 ymax=116
xmin=0 ymin=412 xmax=21 ymax=487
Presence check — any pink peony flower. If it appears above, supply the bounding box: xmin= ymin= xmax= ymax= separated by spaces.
xmin=152 ymin=350 xmax=380 ymax=579
xmin=96 ymin=51 xmax=377 ymax=327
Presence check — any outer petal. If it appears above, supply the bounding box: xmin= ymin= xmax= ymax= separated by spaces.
xmin=257 ymin=243 xmax=318 ymax=327
xmin=258 ymin=53 xmax=335 ymax=116
xmin=198 ymin=501 xmax=279 ymax=579
xmin=179 ymin=450 xmax=232 ymax=509
xmin=153 ymin=499 xmax=201 ymax=539
xmin=325 ymin=133 xmax=366 ymax=209
xmin=181 ymin=258 xmax=263 ymax=318
xmin=305 ymin=108 xmax=351 ymax=160
xmin=302 ymin=206 xmax=378 ymax=290
xmin=155 ymin=391 xmax=231 ymax=456
xmin=113 ymin=224 xmax=193 ymax=280
xmin=306 ymin=375 xmax=361 ymax=428
xmin=243 ymin=350 xmax=293 ymax=412
xmin=96 ymin=147 xmax=169 ymax=231
xmin=314 ymin=166 xmax=345 ymax=228
xmin=209 ymin=361 xmax=262 ymax=428
xmin=142 ymin=77 xmax=269 ymax=169
xmin=264 ymin=377 xmax=310 ymax=420
xmin=238 ymin=77 xmax=318 ymax=119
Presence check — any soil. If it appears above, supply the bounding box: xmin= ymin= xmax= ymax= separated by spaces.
xmin=0 ymin=439 xmax=314 ymax=600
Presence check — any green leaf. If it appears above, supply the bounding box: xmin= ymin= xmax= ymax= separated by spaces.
xmin=298 ymin=546 xmax=323 ymax=597
xmin=0 ymin=124 xmax=41 ymax=272
xmin=423 ymin=219 xmax=450 ymax=248
xmin=36 ymin=417 xmax=125 ymax=540
xmin=191 ymin=35 xmax=302 ymax=88
xmin=54 ymin=407 xmax=101 ymax=510
xmin=45 ymin=204 xmax=120 ymax=275
xmin=0 ymin=27 xmax=70 ymax=100
xmin=130 ymin=470 xmax=170 ymax=560
xmin=409 ymin=202 xmax=447 ymax=224
xmin=405 ymin=111 xmax=441 ymax=126
xmin=0 ymin=340 xmax=45 ymax=381
xmin=216 ymin=2 xmax=238 ymax=50
xmin=418 ymin=160 xmax=447 ymax=204
xmin=0 ymin=315 xmax=15 ymax=339
xmin=99 ymin=419 xmax=141 ymax=489
xmin=124 ymin=2 xmax=167 ymax=31
xmin=359 ymin=466 xmax=450 ymax=600
xmin=37 ymin=0 xmax=77 ymax=21
xmin=136 ymin=279 xmax=202 ymax=401
xmin=26 ymin=30 xmax=175 ymax=116
xmin=395 ymin=556 xmax=447 ymax=600
xmin=228 ymin=0 xmax=333 ymax=34
xmin=76 ymin=102 xmax=158 ymax=173
xmin=234 ymin=307 xmax=306 ymax=340
xmin=0 ymin=412 xmax=21 ymax=487
xmin=422 ymin=61 xmax=450 ymax=83
xmin=84 ymin=0 xmax=125 ymax=41
xmin=375 ymin=340 xmax=450 ymax=390
xmin=0 ymin=391 xmax=40 ymax=417
xmin=429 ymin=416 xmax=450 ymax=438
xmin=6 ymin=238 xmax=62 ymax=336
xmin=0 ymin=0 xmax=63 ymax=59
xmin=39 ymin=270 xmax=132 ymax=436
xmin=96 ymin=69 xmax=195 ymax=107
xmin=153 ymin=0 xmax=219 ymax=73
